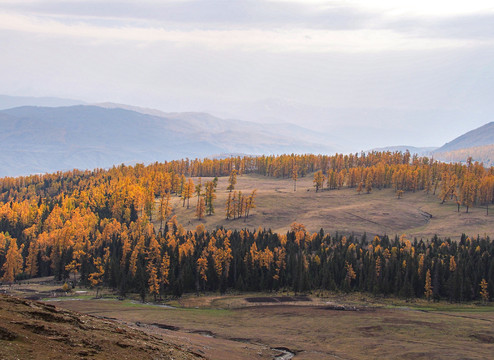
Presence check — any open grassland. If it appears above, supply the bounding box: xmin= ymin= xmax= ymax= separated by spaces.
xmin=163 ymin=173 xmax=494 ymax=240
xmin=4 ymin=280 xmax=494 ymax=359
xmin=51 ymin=292 xmax=494 ymax=360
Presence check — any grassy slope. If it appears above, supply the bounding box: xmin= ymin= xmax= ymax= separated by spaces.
xmin=162 ymin=173 xmax=494 ymax=240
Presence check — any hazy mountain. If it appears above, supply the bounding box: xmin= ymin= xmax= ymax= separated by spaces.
xmin=434 ymin=144 xmax=494 ymax=167
xmin=0 ymin=105 xmax=338 ymax=177
xmin=208 ymin=98 xmax=494 ymax=152
xmin=435 ymin=122 xmax=494 ymax=153
xmin=0 ymin=94 xmax=85 ymax=110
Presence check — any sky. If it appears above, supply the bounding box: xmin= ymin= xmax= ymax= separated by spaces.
xmin=1 ymin=0 xmax=494 ymax=150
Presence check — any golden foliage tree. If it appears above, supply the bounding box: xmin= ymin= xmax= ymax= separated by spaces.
xmin=1 ymin=237 xmax=23 ymax=283
xmin=425 ymin=269 xmax=433 ymax=301
xmin=480 ymin=279 xmax=489 ymax=303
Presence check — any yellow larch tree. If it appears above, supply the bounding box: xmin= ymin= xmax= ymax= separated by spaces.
xmin=1 ymin=237 xmax=23 ymax=283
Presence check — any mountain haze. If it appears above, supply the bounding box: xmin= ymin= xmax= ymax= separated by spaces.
xmin=0 ymin=94 xmax=84 ymax=110
xmin=0 ymin=105 xmax=337 ymax=177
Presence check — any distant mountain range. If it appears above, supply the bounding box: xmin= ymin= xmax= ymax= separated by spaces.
xmin=0 ymin=94 xmax=493 ymax=176
xmin=0 ymin=104 xmax=338 ymax=177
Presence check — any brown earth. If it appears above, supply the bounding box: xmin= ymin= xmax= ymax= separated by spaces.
xmin=0 ymin=294 xmax=202 ymax=360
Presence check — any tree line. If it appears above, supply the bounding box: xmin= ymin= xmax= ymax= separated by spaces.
xmin=0 ymin=151 xmax=493 ymax=302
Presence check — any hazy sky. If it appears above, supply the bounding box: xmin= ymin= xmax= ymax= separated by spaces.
xmin=1 ymin=0 xmax=494 ymax=149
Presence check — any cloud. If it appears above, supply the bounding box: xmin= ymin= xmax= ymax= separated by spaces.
xmin=0 ymin=11 xmax=490 ymax=53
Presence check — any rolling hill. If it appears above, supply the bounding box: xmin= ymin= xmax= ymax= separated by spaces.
xmin=0 ymin=105 xmax=338 ymax=177
xmin=435 ymin=122 xmax=494 ymax=153
xmin=433 ymin=122 xmax=494 ymax=165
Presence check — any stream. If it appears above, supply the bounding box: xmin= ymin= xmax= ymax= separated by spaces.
xmin=273 ymin=347 xmax=295 ymax=360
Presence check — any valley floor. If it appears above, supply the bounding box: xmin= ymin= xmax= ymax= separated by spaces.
xmin=3 ymin=280 xmax=494 ymax=360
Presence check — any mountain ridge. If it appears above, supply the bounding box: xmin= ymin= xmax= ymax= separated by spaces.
xmin=0 ymin=105 xmax=337 ymax=177
xmin=435 ymin=121 xmax=494 ymax=153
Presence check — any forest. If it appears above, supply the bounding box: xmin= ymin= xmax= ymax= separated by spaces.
xmin=0 ymin=151 xmax=493 ymax=302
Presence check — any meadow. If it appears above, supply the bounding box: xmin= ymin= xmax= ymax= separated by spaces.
xmin=166 ymin=173 xmax=494 ymax=240
xmin=45 ymin=291 xmax=494 ymax=360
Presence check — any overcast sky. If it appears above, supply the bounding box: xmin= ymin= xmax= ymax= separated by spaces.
xmin=1 ymin=0 xmax=494 ymax=149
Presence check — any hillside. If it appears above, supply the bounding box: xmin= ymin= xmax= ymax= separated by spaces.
xmin=434 ymin=143 xmax=494 ymax=166
xmin=167 ymin=173 xmax=494 ymax=240
xmin=0 ymin=105 xmax=337 ymax=177
xmin=0 ymin=294 xmax=200 ymax=360
xmin=435 ymin=122 xmax=494 ymax=153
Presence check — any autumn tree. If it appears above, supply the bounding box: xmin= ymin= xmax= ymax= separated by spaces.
xmin=158 ymin=192 xmax=172 ymax=232
xmin=1 ymin=237 xmax=23 ymax=283
xmin=357 ymin=181 xmax=363 ymax=195
xmin=345 ymin=261 xmax=356 ymax=290
xmin=313 ymin=170 xmax=325 ymax=193
xmin=460 ymin=173 xmax=476 ymax=213
xmin=195 ymin=178 xmax=202 ymax=205
xmin=185 ymin=178 xmax=194 ymax=209
xmin=479 ymin=176 xmax=494 ymax=215
xmin=365 ymin=172 xmax=373 ymax=194
xmin=425 ymin=269 xmax=433 ymax=301
xmin=204 ymin=180 xmax=216 ymax=215
xmin=480 ymin=279 xmax=489 ymax=303
xmin=244 ymin=189 xmax=257 ymax=219
xmin=292 ymin=164 xmax=298 ymax=192
xmin=88 ymin=257 xmax=105 ymax=298
xmin=196 ymin=196 xmax=206 ymax=219
xmin=225 ymin=192 xmax=233 ymax=220
xmin=147 ymin=262 xmax=160 ymax=301
xmin=227 ymin=169 xmax=238 ymax=192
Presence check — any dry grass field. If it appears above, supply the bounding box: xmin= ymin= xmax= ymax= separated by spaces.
xmin=163 ymin=173 xmax=494 ymax=240
xmin=3 ymin=272 xmax=494 ymax=359
xmin=50 ymin=293 xmax=494 ymax=360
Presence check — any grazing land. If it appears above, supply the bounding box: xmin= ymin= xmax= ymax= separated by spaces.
xmin=3 ymin=280 xmax=494 ymax=360
xmin=38 ymin=291 xmax=494 ymax=360
xmin=166 ymin=173 xmax=494 ymax=240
